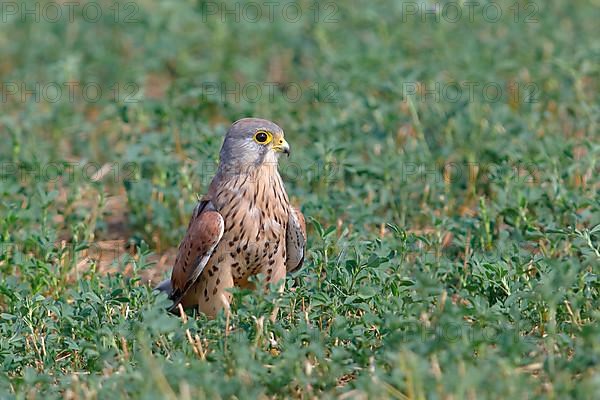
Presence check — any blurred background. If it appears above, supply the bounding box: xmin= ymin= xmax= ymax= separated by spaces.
xmin=2 ymin=0 xmax=597 ymax=250
xmin=0 ymin=0 xmax=599 ymax=397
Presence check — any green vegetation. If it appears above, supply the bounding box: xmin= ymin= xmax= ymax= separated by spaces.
xmin=1 ymin=0 xmax=598 ymax=398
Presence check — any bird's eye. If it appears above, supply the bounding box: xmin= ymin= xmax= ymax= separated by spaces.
xmin=253 ymin=130 xmax=272 ymax=144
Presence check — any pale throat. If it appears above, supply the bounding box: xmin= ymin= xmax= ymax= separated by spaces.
xmin=215 ymin=153 xmax=285 ymax=199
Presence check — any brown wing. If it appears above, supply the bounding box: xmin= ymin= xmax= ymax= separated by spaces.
xmin=168 ymin=200 xmax=224 ymax=311
xmin=286 ymin=206 xmax=306 ymax=273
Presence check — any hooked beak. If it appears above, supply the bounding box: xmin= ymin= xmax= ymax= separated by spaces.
xmin=272 ymin=137 xmax=290 ymax=156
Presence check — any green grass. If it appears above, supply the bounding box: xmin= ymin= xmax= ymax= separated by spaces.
xmin=1 ymin=0 xmax=599 ymax=398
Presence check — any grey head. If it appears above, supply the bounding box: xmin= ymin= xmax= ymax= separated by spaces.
xmin=218 ymin=118 xmax=290 ymax=172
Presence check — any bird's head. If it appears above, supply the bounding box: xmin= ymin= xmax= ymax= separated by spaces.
xmin=218 ymin=118 xmax=290 ymax=171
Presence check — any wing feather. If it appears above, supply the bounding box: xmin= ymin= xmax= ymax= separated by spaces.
xmin=286 ymin=206 xmax=306 ymax=273
xmin=168 ymin=200 xmax=224 ymax=311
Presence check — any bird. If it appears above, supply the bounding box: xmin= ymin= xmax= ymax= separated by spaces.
xmin=155 ymin=118 xmax=306 ymax=317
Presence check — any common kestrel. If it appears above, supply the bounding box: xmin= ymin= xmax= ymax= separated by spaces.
xmin=156 ymin=118 xmax=306 ymax=317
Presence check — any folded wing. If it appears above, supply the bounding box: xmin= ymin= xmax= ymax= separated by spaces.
xmin=286 ymin=206 xmax=306 ymax=273
xmin=168 ymin=200 xmax=224 ymax=311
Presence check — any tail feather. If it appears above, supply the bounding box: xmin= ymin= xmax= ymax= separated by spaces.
xmin=154 ymin=279 xmax=182 ymax=314
xmin=154 ymin=279 xmax=173 ymax=295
